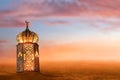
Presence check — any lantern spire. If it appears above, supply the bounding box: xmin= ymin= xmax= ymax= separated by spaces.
xmin=25 ymin=20 xmax=29 ymax=29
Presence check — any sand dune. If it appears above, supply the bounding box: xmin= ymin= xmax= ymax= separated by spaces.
xmin=0 ymin=61 xmax=120 ymax=80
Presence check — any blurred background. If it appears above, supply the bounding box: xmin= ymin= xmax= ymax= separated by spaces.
xmin=0 ymin=0 xmax=120 ymax=65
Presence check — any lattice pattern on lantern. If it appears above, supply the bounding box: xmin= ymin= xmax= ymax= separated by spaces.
xmin=23 ymin=44 xmax=35 ymax=71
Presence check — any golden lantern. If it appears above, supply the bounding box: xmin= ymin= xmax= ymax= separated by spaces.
xmin=16 ymin=21 xmax=40 ymax=72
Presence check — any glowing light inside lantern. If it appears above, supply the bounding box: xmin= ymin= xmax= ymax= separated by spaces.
xmin=18 ymin=52 xmax=22 ymax=57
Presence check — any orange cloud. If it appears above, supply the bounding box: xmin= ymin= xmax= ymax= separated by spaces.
xmin=1 ymin=39 xmax=120 ymax=63
xmin=40 ymin=40 xmax=120 ymax=61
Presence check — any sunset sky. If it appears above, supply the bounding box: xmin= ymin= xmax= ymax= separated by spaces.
xmin=1 ymin=0 xmax=120 ymax=63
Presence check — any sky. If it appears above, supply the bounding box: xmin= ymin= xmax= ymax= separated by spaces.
xmin=1 ymin=0 xmax=120 ymax=63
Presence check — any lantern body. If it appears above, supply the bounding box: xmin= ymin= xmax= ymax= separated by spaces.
xmin=16 ymin=22 xmax=39 ymax=72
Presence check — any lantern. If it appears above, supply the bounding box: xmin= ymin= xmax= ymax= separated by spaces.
xmin=16 ymin=21 xmax=40 ymax=72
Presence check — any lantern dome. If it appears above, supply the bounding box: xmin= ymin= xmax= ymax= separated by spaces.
xmin=16 ymin=21 xmax=39 ymax=43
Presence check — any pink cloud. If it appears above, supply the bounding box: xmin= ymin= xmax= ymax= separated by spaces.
xmin=0 ymin=19 xmax=25 ymax=27
xmin=18 ymin=0 xmax=120 ymax=17
xmin=0 ymin=40 xmax=7 ymax=44
xmin=43 ymin=20 xmax=70 ymax=26
xmin=0 ymin=0 xmax=120 ymax=30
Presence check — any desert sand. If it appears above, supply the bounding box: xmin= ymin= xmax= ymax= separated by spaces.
xmin=0 ymin=61 xmax=120 ymax=80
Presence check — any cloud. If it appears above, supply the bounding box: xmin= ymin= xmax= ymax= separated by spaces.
xmin=40 ymin=40 xmax=120 ymax=61
xmin=0 ymin=19 xmax=25 ymax=27
xmin=0 ymin=0 xmax=120 ymax=30
xmin=0 ymin=40 xmax=8 ymax=58
xmin=16 ymin=0 xmax=120 ymax=17
xmin=43 ymin=20 xmax=70 ymax=26
xmin=0 ymin=40 xmax=7 ymax=44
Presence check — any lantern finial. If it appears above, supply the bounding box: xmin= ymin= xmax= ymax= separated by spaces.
xmin=25 ymin=20 xmax=29 ymax=29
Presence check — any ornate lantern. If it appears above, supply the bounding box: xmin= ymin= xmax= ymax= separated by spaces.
xmin=16 ymin=21 xmax=39 ymax=72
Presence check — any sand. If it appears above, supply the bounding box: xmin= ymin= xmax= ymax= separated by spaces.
xmin=0 ymin=61 xmax=120 ymax=80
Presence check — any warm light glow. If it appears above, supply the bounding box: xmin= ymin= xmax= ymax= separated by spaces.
xmin=32 ymin=54 xmax=34 ymax=60
xmin=18 ymin=52 xmax=22 ymax=57
xmin=24 ymin=54 xmax=26 ymax=60
xmin=23 ymin=44 xmax=35 ymax=71
xmin=16 ymin=29 xmax=39 ymax=43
